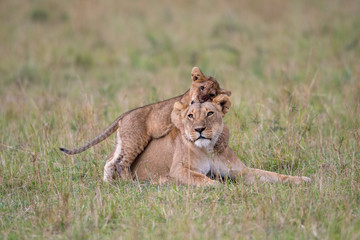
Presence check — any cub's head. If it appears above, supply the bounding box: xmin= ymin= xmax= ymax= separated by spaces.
xmin=171 ymin=94 xmax=231 ymax=149
xmin=189 ymin=67 xmax=231 ymax=103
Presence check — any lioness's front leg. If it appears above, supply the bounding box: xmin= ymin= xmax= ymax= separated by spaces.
xmin=233 ymin=168 xmax=311 ymax=185
xmin=170 ymin=149 xmax=219 ymax=187
xmin=215 ymin=147 xmax=311 ymax=185
xmin=171 ymin=167 xmax=219 ymax=186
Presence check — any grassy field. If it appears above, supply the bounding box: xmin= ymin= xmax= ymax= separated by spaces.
xmin=1 ymin=0 xmax=360 ymax=239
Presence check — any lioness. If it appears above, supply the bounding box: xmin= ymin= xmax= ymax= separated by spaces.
xmin=131 ymin=95 xmax=311 ymax=186
xmin=60 ymin=67 xmax=231 ymax=181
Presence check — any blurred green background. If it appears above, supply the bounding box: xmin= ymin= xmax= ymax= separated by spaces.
xmin=1 ymin=0 xmax=359 ymax=239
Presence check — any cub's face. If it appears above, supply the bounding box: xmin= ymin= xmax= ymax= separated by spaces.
xmin=172 ymin=94 xmax=231 ymax=150
xmin=189 ymin=67 xmax=231 ymax=104
xmin=182 ymin=102 xmax=224 ymax=148
xmin=190 ymin=79 xmax=221 ymax=103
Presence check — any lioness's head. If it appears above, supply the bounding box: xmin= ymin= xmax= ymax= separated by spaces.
xmin=172 ymin=94 xmax=231 ymax=149
xmin=190 ymin=67 xmax=231 ymax=103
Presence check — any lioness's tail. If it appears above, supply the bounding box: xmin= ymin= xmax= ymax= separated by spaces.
xmin=59 ymin=115 xmax=123 ymax=155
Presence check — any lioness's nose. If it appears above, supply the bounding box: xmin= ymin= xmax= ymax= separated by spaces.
xmin=195 ymin=127 xmax=205 ymax=133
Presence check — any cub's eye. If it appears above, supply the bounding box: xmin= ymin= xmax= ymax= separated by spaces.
xmin=200 ymin=86 xmax=205 ymax=91
xmin=209 ymin=94 xmax=215 ymax=98
xmin=207 ymin=111 xmax=214 ymax=117
xmin=188 ymin=114 xmax=194 ymax=119
xmin=191 ymin=101 xmax=195 ymax=105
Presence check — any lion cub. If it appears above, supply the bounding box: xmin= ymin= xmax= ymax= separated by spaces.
xmin=60 ymin=67 xmax=231 ymax=181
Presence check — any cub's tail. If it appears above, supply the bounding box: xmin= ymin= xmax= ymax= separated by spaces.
xmin=59 ymin=115 xmax=122 ymax=155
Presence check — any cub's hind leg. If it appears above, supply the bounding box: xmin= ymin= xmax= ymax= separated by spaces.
xmin=103 ymin=132 xmax=123 ymax=182
xmin=103 ymin=129 xmax=150 ymax=181
xmin=115 ymin=127 xmax=152 ymax=180
xmin=113 ymin=106 xmax=173 ymax=180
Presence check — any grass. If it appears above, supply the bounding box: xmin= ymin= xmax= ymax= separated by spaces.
xmin=1 ymin=0 xmax=360 ymax=239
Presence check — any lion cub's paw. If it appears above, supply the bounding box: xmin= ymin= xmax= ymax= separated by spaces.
xmin=204 ymin=179 xmax=221 ymax=187
xmin=119 ymin=168 xmax=132 ymax=180
xmin=103 ymin=175 xmax=113 ymax=183
xmin=103 ymin=165 xmax=116 ymax=183
xmin=293 ymin=176 xmax=311 ymax=185
xmin=301 ymin=176 xmax=311 ymax=184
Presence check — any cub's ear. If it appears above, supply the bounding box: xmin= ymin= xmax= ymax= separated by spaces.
xmin=171 ymin=101 xmax=187 ymax=129
xmin=218 ymin=88 xmax=232 ymax=97
xmin=191 ymin=67 xmax=206 ymax=82
xmin=213 ymin=95 xmax=231 ymax=114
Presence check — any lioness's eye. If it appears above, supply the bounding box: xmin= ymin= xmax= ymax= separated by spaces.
xmin=200 ymin=86 xmax=204 ymax=91
xmin=188 ymin=114 xmax=194 ymax=119
xmin=207 ymin=111 xmax=214 ymax=117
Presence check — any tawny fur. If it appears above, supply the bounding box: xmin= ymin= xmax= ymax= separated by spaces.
xmin=130 ymin=95 xmax=311 ymax=186
xmin=59 ymin=67 xmax=231 ymax=181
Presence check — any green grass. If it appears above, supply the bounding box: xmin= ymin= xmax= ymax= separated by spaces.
xmin=1 ymin=0 xmax=360 ymax=239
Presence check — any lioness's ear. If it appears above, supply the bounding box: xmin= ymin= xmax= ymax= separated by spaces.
xmin=191 ymin=67 xmax=206 ymax=82
xmin=213 ymin=95 xmax=231 ymax=114
xmin=171 ymin=101 xmax=186 ymax=129
xmin=218 ymin=88 xmax=232 ymax=97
